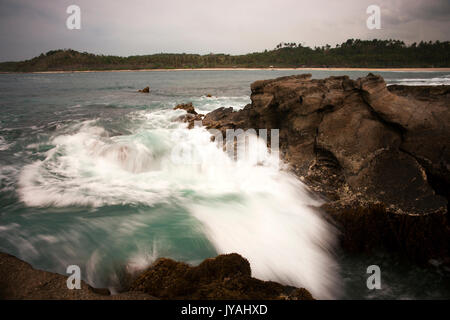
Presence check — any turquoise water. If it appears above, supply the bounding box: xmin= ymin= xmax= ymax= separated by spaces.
xmin=0 ymin=70 xmax=449 ymax=299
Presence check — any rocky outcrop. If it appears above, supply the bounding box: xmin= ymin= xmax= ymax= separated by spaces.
xmin=200 ymin=74 xmax=450 ymax=261
xmin=139 ymin=86 xmax=150 ymax=93
xmin=174 ymin=102 xmax=204 ymax=129
xmin=0 ymin=252 xmax=312 ymax=300
xmin=174 ymin=102 xmax=197 ymax=114
xmin=0 ymin=252 xmax=155 ymax=300
xmin=129 ymin=253 xmax=313 ymax=300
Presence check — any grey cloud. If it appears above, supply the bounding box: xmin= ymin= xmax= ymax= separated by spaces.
xmin=382 ymin=0 xmax=450 ymax=25
xmin=0 ymin=0 xmax=448 ymax=62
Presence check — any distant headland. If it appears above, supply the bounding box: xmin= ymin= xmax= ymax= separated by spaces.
xmin=0 ymin=39 xmax=449 ymax=73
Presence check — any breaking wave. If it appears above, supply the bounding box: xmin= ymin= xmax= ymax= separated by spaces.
xmin=16 ymin=109 xmax=340 ymax=298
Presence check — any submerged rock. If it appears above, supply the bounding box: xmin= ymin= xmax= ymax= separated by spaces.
xmin=130 ymin=253 xmax=313 ymax=300
xmin=201 ymin=74 xmax=450 ymax=261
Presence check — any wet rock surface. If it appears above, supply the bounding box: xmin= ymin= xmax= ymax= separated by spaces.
xmin=129 ymin=253 xmax=313 ymax=300
xmin=0 ymin=252 xmax=313 ymax=300
xmin=0 ymin=252 xmax=155 ymax=300
xmin=174 ymin=102 xmax=204 ymax=128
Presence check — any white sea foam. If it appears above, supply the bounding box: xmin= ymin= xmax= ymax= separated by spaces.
xmin=17 ymin=109 xmax=340 ymax=298
xmin=189 ymin=95 xmax=250 ymax=113
xmin=388 ymin=74 xmax=450 ymax=86
xmin=0 ymin=136 xmax=13 ymax=151
xmin=126 ymin=242 xmax=160 ymax=274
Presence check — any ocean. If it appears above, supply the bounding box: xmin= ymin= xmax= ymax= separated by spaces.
xmin=0 ymin=70 xmax=449 ymax=299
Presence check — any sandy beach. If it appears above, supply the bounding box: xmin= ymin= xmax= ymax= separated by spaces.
xmin=0 ymin=67 xmax=448 ymax=74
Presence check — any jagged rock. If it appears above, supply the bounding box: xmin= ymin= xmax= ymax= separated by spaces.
xmin=0 ymin=252 xmax=155 ymax=300
xmin=0 ymin=251 xmax=313 ymax=300
xmin=202 ymin=105 xmax=252 ymax=133
xmin=201 ymin=74 xmax=450 ymax=261
xmin=139 ymin=86 xmax=150 ymax=93
xmin=174 ymin=103 xmax=204 ymax=128
xmin=174 ymin=102 xmax=197 ymax=114
xmin=129 ymin=253 xmax=313 ymax=300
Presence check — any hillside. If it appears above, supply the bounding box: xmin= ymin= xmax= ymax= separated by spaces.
xmin=0 ymin=39 xmax=449 ymax=72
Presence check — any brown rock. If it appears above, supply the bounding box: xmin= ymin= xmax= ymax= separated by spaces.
xmin=201 ymin=74 xmax=450 ymax=261
xmin=174 ymin=102 xmax=205 ymax=128
xmin=139 ymin=86 xmax=150 ymax=93
xmin=0 ymin=252 xmax=155 ymax=300
xmin=174 ymin=102 xmax=197 ymax=114
xmin=0 ymin=252 xmax=313 ymax=300
xmin=129 ymin=253 xmax=313 ymax=300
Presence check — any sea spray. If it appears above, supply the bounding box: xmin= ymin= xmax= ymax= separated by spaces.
xmin=183 ymin=128 xmax=340 ymax=299
xmin=15 ymin=112 xmax=340 ymax=298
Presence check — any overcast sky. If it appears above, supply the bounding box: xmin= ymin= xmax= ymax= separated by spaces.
xmin=0 ymin=0 xmax=449 ymax=61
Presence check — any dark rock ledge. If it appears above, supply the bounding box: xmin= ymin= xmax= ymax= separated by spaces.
xmin=0 ymin=252 xmax=313 ymax=300
xmin=129 ymin=253 xmax=313 ymax=300
xmin=184 ymin=74 xmax=450 ymax=262
xmin=0 ymin=252 xmax=154 ymax=300
xmin=174 ymin=102 xmax=204 ymax=128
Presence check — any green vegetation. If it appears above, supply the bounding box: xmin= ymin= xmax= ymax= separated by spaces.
xmin=0 ymin=39 xmax=449 ymax=72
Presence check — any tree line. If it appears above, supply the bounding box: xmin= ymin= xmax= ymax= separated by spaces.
xmin=0 ymin=39 xmax=448 ymax=72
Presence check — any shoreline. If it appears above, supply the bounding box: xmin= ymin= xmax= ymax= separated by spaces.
xmin=1 ymin=67 xmax=449 ymax=74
